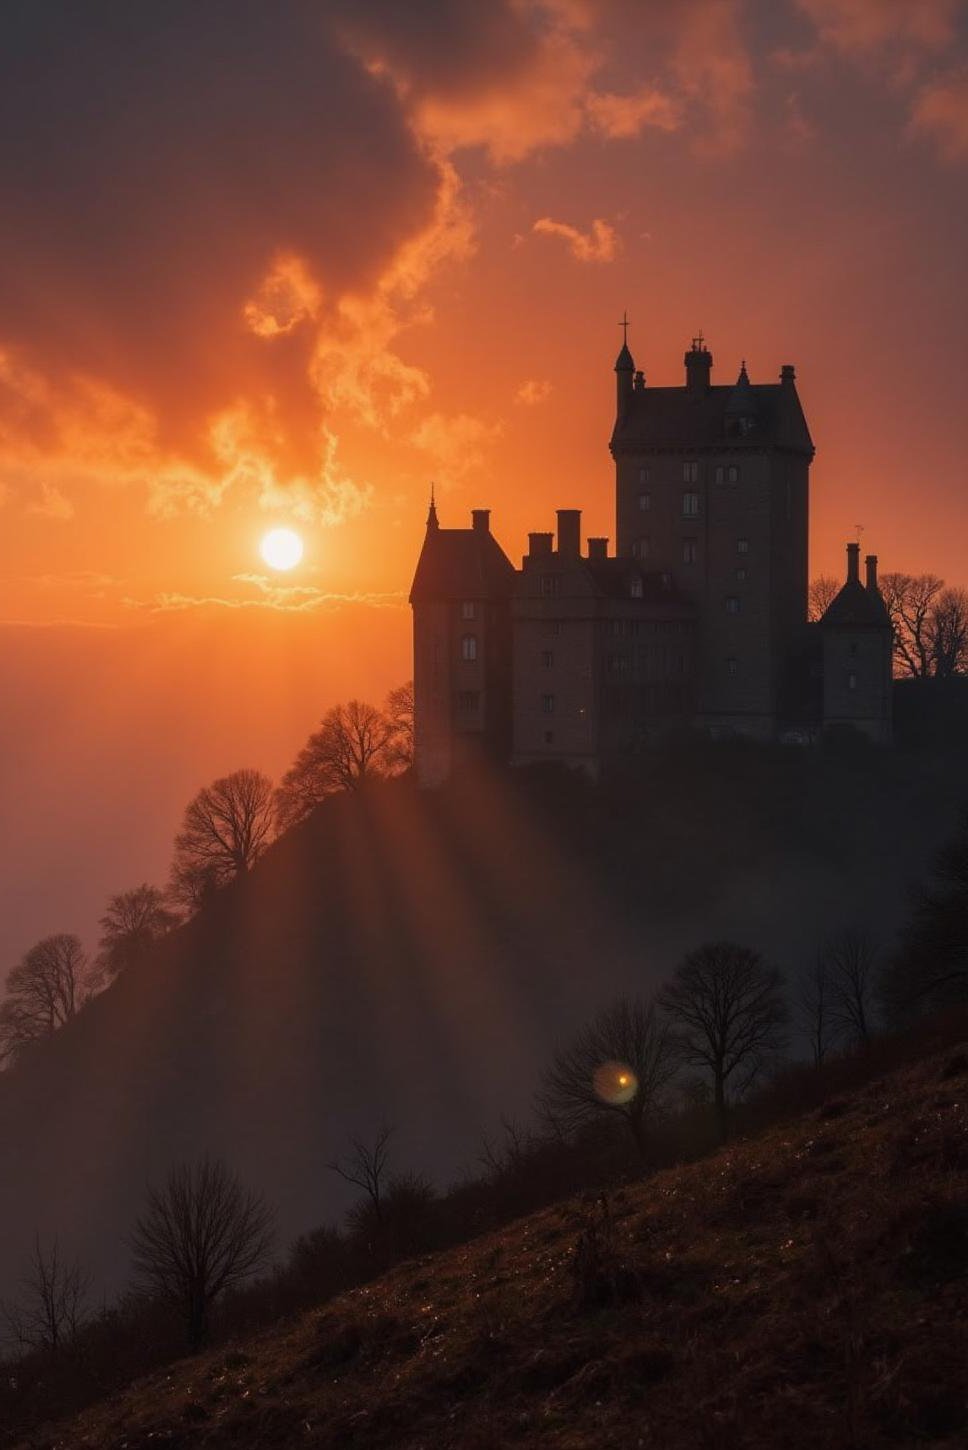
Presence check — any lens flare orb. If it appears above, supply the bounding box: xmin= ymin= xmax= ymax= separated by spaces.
xmin=260 ymin=527 xmax=303 ymax=571
xmin=593 ymin=1060 xmax=638 ymax=1105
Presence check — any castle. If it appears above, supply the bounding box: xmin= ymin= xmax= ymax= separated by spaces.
xmin=410 ymin=334 xmax=893 ymax=786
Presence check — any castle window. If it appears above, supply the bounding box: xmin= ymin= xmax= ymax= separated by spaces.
xmin=849 ymin=642 xmax=858 ymax=657
xmin=682 ymin=538 xmax=697 ymax=565
xmin=608 ymin=653 xmax=630 ymax=677
xmin=540 ymin=574 xmax=560 ymax=597
xmin=541 ymin=693 xmax=555 ymax=714
xmin=736 ymin=567 xmax=747 ymax=582
xmin=461 ymin=633 xmax=478 ymax=661
xmin=737 ymin=538 xmax=749 ymax=554
xmin=540 ymin=649 xmax=554 ymax=668
xmin=725 ymin=596 xmax=741 ymax=614
xmin=461 ymin=600 xmax=476 ymax=620
xmin=631 ymin=536 xmax=650 ymax=559
xmin=714 ymin=464 xmax=724 ymax=484
xmin=638 ymin=466 xmax=650 ymax=485
xmin=682 ymin=491 xmax=699 ymax=517
xmin=848 ymin=672 xmax=858 ymax=691
xmin=456 ymin=690 xmax=479 ymax=713
xmin=629 ymin=576 xmax=644 ymax=599
xmin=638 ymin=491 xmax=651 ymax=511
xmin=727 ymin=656 xmax=738 ymax=676
xmin=683 ymin=461 xmax=699 ymax=484
xmin=729 ymin=464 xmax=740 ymax=483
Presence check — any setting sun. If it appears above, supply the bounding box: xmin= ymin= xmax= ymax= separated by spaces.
xmin=260 ymin=527 xmax=303 ymax=571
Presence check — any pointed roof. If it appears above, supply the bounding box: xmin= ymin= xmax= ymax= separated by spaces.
xmin=725 ymin=360 xmax=756 ymax=416
xmin=821 ymin=580 xmax=891 ymax=628
xmin=426 ymin=484 xmax=439 ymax=531
xmin=409 ymin=512 xmax=516 ymax=604
xmin=615 ymin=341 xmax=635 ymax=372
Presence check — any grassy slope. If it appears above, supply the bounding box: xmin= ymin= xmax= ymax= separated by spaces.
xmin=24 ymin=1043 xmax=968 ymax=1450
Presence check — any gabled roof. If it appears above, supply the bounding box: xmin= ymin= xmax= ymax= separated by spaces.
xmin=821 ymin=580 xmax=891 ymax=629
xmin=409 ymin=526 xmax=517 ymax=603
xmin=611 ymin=376 xmax=814 ymax=455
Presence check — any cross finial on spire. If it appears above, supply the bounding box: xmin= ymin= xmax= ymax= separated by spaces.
xmin=619 ymin=310 xmax=629 ymax=345
xmin=426 ymin=482 xmax=439 ymax=530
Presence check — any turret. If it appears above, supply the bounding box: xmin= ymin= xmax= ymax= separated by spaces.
xmin=615 ymin=336 xmax=634 ymax=417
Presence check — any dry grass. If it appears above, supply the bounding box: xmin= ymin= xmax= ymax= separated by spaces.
xmin=17 ymin=1045 xmax=968 ymax=1449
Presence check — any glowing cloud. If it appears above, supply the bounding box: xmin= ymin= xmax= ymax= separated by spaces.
xmin=532 ymin=216 xmax=618 ymax=263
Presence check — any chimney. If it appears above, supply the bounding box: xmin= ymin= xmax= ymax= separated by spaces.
xmin=865 ymin=554 xmax=879 ymax=592
xmin=587 ymin=537 xmax=608 ymax=561
xmin=471 ymin=508 xmax=490 ymax=533
xmin=846 ymin=541 xmax=860 ymax=584
xmin=556 ymin=508 xmax=581 ymax=558
xmin=684 ymin=336 xmax=712 ymax=393
xmin=527 ymin=531 xmax=553 ymax=559
xmin=780 ymin=364 xmax=796 ymax=386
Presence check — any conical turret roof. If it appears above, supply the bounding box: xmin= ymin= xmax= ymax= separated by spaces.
xmin=725 ymin=361 xmax=756 ymax=415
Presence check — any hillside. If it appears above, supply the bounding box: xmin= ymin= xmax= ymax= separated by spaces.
xmin=17 ymin=1037 xmax=968 ymax=1450
xmin=1 ymin=742 xmax=967 ymax=1307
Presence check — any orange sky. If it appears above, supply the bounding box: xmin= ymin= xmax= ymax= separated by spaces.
xmin=1 ymin=0 xmax=967 ymax=966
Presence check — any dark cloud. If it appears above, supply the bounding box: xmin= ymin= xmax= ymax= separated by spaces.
xmin=0 ymin=2 xmax=440 ymax=453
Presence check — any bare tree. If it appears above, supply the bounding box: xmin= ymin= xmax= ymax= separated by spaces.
xmin=1 ymin=1234 xmax=90 ymax=1355
xmin=658 ymin=941 xmax=789 ymax=1141
xmin=130 ymin=1156 xmax=274 ymax=1351
xmin=276 ymin=701 xmax=397 ymax=829
xmin=383 ymin=680 xmax=415 ymax=773
xmin=880 ymin=572 xmax=945 ymax=678
xmin=822 ymin=927 xmax=877 ymax=1046
xmin=808 ymin=575 xmax=839 ymax=622
xmin=535 ymin=996 xmax=678 ymax=1161
xmin=799 ymin=954 xmax=836 ymax=1069
xmin=0 ymin=935 xmax=88 ymax=1066
xmin=926 ymin=587 xmax=968 ymax=678
xmin=327 ymin=1123 xmax=394 ymax=1227
xmin=92 ymin=884 xmax=180 ymax=989
xmin=169 ymin=768 xmax=274 ymax=909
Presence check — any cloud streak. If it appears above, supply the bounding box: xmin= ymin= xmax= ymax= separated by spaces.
xmin=532 ymin=217 xmax=619 ymax=262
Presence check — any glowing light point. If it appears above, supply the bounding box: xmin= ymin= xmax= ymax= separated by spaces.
xmin=260 ymin=527 xmax=303 ymax=571
xmin=593 ymin=1060 xmax=638 ymax=1106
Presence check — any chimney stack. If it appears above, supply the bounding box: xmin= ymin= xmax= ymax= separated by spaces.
xmin=471 ymin=508 xmax=490 ymax=533
xmin=865 ymin=554 xmax=879 ymax=593
xmin=587 ymin=537 xmax=608 ymax=561
xmin=846 ymin=541 xmax=860 ymax=584
xmin=684 ymin=336 xmax=713 ymax=393
xmin=527 ymin=532 xmax=553 ymax=559
xmin=556 ymin=508 xmax=581 ymax=558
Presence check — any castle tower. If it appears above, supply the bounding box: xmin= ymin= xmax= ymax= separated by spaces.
xmin=609 ymin=336 xmax=814 ymax=738
xmin=819 ymin=543 xmax=893 ymax=743
xmin=409 ymin=500 xmax=516 ymax=786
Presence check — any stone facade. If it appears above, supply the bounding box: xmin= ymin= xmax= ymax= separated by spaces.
xmin=409 ymin=335 xmax=894 ymax=784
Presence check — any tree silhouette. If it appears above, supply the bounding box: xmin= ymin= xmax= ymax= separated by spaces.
xmin=799 ymin=954 xmax=835 ymax=1069
xmin=0 ymin=1234 xmax=90 ymax=1354
xmin=0 ymin=934 xmax=88 ymax=1066
xmin=383 ymin=680 xmax=415 ymax=773
xmin=169 ymin=768 xmax=274 ymax=909
xmin=926 ymin=587 xmax=968 ymax=678
xmin=93 ymin=884 xmax=180 ymax=988
xmin=130 ymin=1156 xmax=274 ymax=1352
xmin=882 ymin=810 xmax=968 ymax=1021
xmin=880 ymin=572 xmax=945 ymax=678
xmin=659 ymin=941 xmax=789 ymax=1141
xmin=535 ymin=996 xmax=677 ymax=1161
xmin=276 ymin=701 xmax=398 ymax=829
xmin=807 ymin=575 xmax=839 ymax=622
xmin=821 ymin=927 xmax=878 ymax=1046
xmin=327 ymin=1123 xmax=394 ymax=1227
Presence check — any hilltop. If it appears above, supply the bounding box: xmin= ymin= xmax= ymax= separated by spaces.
xmin=1 ymin=741 xmax=967 ymax=1309
xmin=16 ymin=1032 xmax=968 ymax=1450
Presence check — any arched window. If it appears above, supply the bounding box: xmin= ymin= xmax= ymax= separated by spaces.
xmin=461 ymin=634 xmax=478 ymax=662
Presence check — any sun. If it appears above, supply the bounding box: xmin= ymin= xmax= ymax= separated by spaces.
xmin=260 ymin=527 xmax=304 ymax=571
